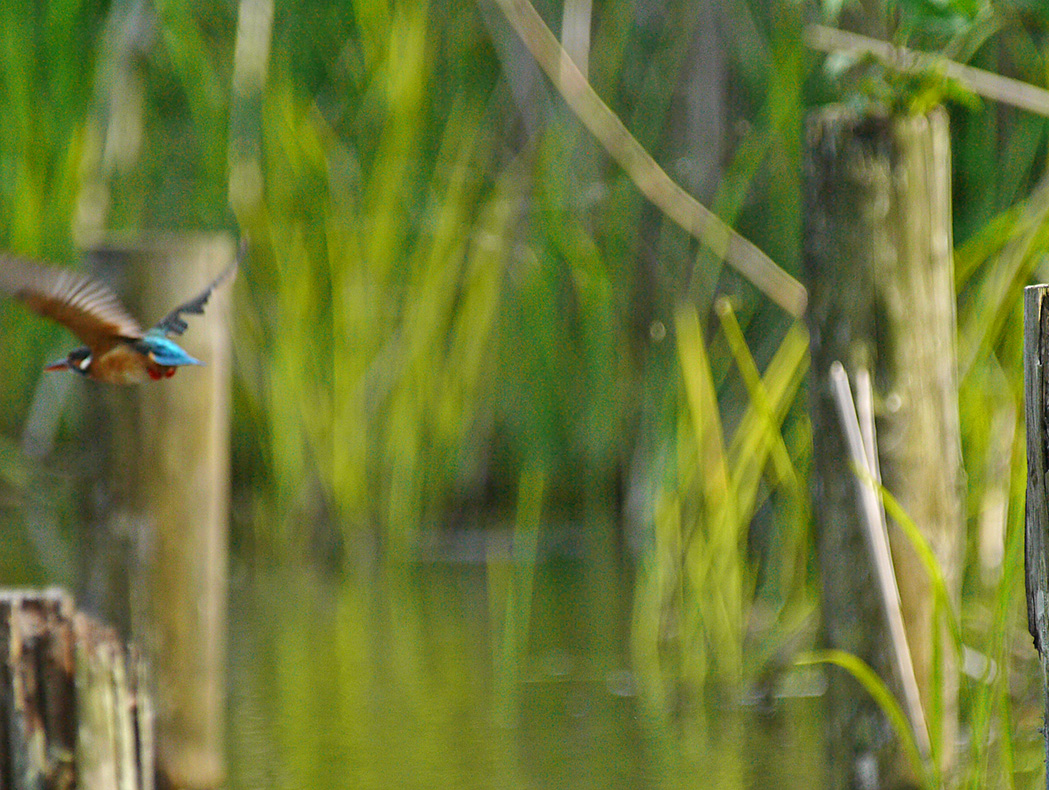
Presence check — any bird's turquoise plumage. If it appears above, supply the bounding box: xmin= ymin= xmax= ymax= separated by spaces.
xmin=137 ymin=330 xmax=204 ymax=367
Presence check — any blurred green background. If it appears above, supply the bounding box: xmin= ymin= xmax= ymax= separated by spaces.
xmin=0 ymin=0 xmax=1046 ymax=787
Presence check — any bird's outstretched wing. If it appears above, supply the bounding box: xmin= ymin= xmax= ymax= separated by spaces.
xmin=153 ymin=238 xmax=244 ymax=337
xmin=0 ymin=254 xmax=143 ymax=350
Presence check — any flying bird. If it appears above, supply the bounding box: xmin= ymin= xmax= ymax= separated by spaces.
xmin=0 ymin=241 xmax=243 ymax=384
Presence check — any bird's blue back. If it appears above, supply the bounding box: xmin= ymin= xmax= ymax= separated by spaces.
xmin=138 ymin=329 xmax=203 ymax=366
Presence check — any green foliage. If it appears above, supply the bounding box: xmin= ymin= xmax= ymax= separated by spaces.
xmin=0 ymin=0 xmax=1047 ymax=783
xmin=245 ymin=86 xmax=515 ymax=554
xmin=0 ymin=3 xmax=106 ymax=430
xmin=799 ymin=648 xmax=938 ymax=784
xmin=798 ymin=470 xmax=1038 ymax=788
xmin=631 ymin=304 xmax=808 ymax=707
xmin=897 ymin=0 xmax=982 ymax=37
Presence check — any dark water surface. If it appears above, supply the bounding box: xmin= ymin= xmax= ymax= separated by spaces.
xmin=226 ymin=562 xmax=826 ymax=790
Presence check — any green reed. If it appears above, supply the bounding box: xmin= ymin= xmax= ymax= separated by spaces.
xmin=631 ymin=302 xmax=808 ymax=711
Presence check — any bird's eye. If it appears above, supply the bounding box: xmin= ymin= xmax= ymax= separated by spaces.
xmin=77 ymin=354 xmax=91 ymax=371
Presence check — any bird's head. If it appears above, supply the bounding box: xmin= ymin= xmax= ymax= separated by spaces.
xmin=44 ymin=347 xmax=92 ymax=376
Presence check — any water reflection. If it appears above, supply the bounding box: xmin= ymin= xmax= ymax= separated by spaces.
xmin=227 ymin=561 xmax=825 ymax=789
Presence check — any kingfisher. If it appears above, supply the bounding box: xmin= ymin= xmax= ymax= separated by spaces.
xmin=0 ymin=241 xmax=242 ymax=384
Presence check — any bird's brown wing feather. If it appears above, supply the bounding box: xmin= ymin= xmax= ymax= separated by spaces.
xmin=0 ymin=255 xmax=143 ymax=350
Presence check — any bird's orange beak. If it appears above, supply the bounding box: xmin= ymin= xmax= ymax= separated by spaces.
xmin=43 ymin=359 xmax=69 ymax=372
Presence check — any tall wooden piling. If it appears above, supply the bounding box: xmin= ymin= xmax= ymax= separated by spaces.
xmin=804 ymin=107 xmax=964 ymax=786
xmin=83 ymin=234 xmax=235 ymax=790
xmin=1023 ymin=284 xmax=1049 ymax=787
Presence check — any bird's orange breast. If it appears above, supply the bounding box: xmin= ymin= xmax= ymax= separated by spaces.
xmin=91 ymin=344 xmax=174 ymax=384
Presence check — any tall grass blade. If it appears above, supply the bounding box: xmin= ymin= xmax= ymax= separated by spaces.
xmin=797 ymin=649 xmax=937 ymax=788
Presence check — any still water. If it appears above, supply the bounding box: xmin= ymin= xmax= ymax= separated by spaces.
xmin=226 ymin=561 xmax=826 ymax=790
xmin=0 ymin=500 xmax=825 ymax=788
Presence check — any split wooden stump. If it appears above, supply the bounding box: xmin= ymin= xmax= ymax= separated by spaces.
xmin=0 ymin=588 xmax=153 ymax=790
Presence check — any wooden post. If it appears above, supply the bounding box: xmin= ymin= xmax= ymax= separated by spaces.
xmin=0 ymin=588 xmax=154 ymax=790
xmin=82 ymin=234 xmax=234 ymax=790
xmin=804 ymin=106 xmax=964 ymax=785
xmin=1023 ymin=284 xmax=1049 ymax=788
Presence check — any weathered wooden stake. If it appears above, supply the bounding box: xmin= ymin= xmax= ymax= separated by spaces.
xmin=0 ymin=588 xmax=153 ymax=790
xmin=1023 ymin=284 xmax=1049 ymax=789
xmin=804 ymin=106 xmax=964 ymax=786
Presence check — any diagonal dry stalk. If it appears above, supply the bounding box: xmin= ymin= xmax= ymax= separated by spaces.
xmin=490 ymin=0 xmax=808 ymax=318
xmin=830 ymin=361 xmax=932 ymax=762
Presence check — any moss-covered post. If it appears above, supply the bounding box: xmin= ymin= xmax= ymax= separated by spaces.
xmin=804 ymin=107 xmax=963 ymax=786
